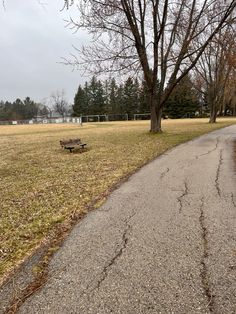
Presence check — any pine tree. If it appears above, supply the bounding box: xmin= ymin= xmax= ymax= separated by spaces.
xmin=83 ymin=82 xmax=90 ymax=115
xmin=123 ymin=77 xmax=139 ymax=115
xmin=164 ymin=75 xmax=199 ymax=118
xmin=85 ymin=77 xmax=105 ymax=114
xmin=73 ymin=85 xmax=87 ymax=116
xmin=116 ymin=84 xmax=124 ymax=114
xmin=139 ymin=80 xmax=150 ymax=113
xmin=23 ymin=97 xmax=38 ymax=119
xmin=12 ymin=99 xmax=25 ymax=120
xmin=103 ymin=80 xmax=110 ymax=113
xmin=95 ymin=80 xmax=105 ymax=114
xmin=72 ymin=76 xmax=161 ymax=116
xmin=109 ymin=78 xmax=119 ymax=114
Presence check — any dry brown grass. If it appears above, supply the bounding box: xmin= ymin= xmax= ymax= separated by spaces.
xmin=0 ymin=118 xmax=235 ymax=281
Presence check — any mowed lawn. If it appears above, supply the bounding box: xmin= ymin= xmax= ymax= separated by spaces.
xmin=0 ymin=118 xmax=235 ymax=281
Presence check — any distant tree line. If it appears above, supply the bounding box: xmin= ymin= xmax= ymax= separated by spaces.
xmin=1 ymin=71 xmax=235 ymax=121
xmin=73 ymin=75 xmax=202 ymax=118
xmin=0 ymin=92 xmax=70 ymax=121
xmin=0 ymin=97 xmax=49 ymax=121
xmin=73 ymin=76 xmax=148 ymax=116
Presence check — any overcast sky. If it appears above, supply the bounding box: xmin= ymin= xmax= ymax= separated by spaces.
xmin=0 ymin=1 xmax=88 ymax=104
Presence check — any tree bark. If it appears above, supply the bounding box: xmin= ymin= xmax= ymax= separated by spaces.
xmin=209 ymin=104 xmax=217 ymax=123
xmin=150 ymin=96 xmax=162 ymax=132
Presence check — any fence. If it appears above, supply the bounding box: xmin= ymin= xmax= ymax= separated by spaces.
xmin=81 ymin=114 xmax=129 ymax=122
xmin=81 ymin=113 xmax=151 ymax=122
xmin=0 ymin=113 xmax=151 ymax=126
xmin=0 ymin=117 xmax=82 ymax=126
xmin=133 ymin=113 xmax=151 ymax=120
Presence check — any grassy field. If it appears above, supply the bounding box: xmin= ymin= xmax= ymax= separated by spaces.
xmin=0 ymin=118 xmax=236 ymax=281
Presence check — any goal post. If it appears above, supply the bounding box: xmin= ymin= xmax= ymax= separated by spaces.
xmin=134 ymin=113 xmax=151 ymax=120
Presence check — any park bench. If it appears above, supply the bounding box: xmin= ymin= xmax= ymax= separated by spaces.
xmin=60 ymin=138 xmax=87 ymax=153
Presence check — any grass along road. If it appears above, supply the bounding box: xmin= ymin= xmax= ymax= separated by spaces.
xmin=0 ymin=118 xmax=236 ymax=282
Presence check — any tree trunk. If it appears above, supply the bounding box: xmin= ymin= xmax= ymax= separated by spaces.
xmin=150 ymin=102 xmax=162 ymax=132
xmin=219 ymin=106 xmax=223 ymax=117
xmin=209 ymin=104 xmax=217 ymax=123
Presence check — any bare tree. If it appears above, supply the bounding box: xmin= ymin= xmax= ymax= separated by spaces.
xmin=51 ymin=90 xmax=68 ymax=118
xmin=64 ymin=0 xmax=236 ymax=132
xmin=223 ymin=66 xmax=236 ymax=116
xmin=41 ymin=97 xmax=54 ymax=118
xmin=192 ymin=18 xmax=236 ymax=123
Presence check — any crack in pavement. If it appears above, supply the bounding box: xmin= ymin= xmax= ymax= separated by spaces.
xmin=177 ymin=181 xmax=189 ymax=213
xmin=231 ymin=193 xmax=236 ymax=208
xmin=96 ymin=224 xmax=131 ymax=291
xmin=199 ymin=197 xmax=215 ymax=313
xmin=160 ymin=167 xmax=170 ymax=180
xmin=215 ymin=150 xmax=223 ymax=198
xmin=195 ymin=137 xmax=220 ymax=160
xmin=225 ymin=134 xmax=234 ymax=145
xmin=81 ymin=211 xmax=136 ymax=302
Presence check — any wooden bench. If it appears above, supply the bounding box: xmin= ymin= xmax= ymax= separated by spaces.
xmin=60 ymin=138 xmax=87 ymax=153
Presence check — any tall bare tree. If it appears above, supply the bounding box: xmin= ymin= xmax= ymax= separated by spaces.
xmin=223 ymin=66 xmax=236 ymax=115
xmin=64 ymin=0 xmax=236 ymax=132
xmin=51 ymin=90 xmax=68 ymax=118
xmin=192 ymin=18 xmax=236 ymax=123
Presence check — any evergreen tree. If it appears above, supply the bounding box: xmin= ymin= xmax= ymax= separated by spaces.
xmin=0 ymin=101 xmax=8 ymax=120
xmin=83 ymin=82 xmax=90 ymax=115
xmin=103 ymin=80 xmax=110 ymax=113
xmin=72 ymin=75 xmax=200 ymax=118
xmin=116 ymin=83 xmax=124 ymax=114
xmin=109 ymin=78 xmax=119 ymax=114
xmin=23 ymin=97 xmax=38 ymax=119
xmin=12 ymin=99 xmax=25 ymax=120
xmin=95 ymin=80 xmax=105 ymax=114
xmin=0 ymin=98 xmax=40 ymax=120
xmin=73 ymin=85 xmax=87 ymax=116
xmin=139 ymin=80 xmax=150 ymax=113
xmin=84 ymin=76 xmax=105 ymax=114
xmin=88 ymin=76 xmax=97 ymax=114
xmin=123 ymin=77 xmax=139 ymax=114
xmin=3 ymin=101 xmax=13 ymax=120
xmin=164 ymin=75 xmax=199 ymax=118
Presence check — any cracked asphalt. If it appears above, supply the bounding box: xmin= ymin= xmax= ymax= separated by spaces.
xmin=18 ymin=126 xmax=236 ymax=314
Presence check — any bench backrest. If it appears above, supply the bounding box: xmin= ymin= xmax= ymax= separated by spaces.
xmin=60 ymin=138 xmax=81 ymax=146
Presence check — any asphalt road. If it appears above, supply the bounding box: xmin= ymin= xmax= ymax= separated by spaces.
xmin=18 ymin=126 xmax=236 ymax=314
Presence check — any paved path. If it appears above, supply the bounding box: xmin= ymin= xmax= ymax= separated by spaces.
xmin=19 ymin=126 xmax=236 ymax=314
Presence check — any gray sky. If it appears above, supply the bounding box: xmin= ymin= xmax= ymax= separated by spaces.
xmin=0 ymin=1 xmax=88 ymax=104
